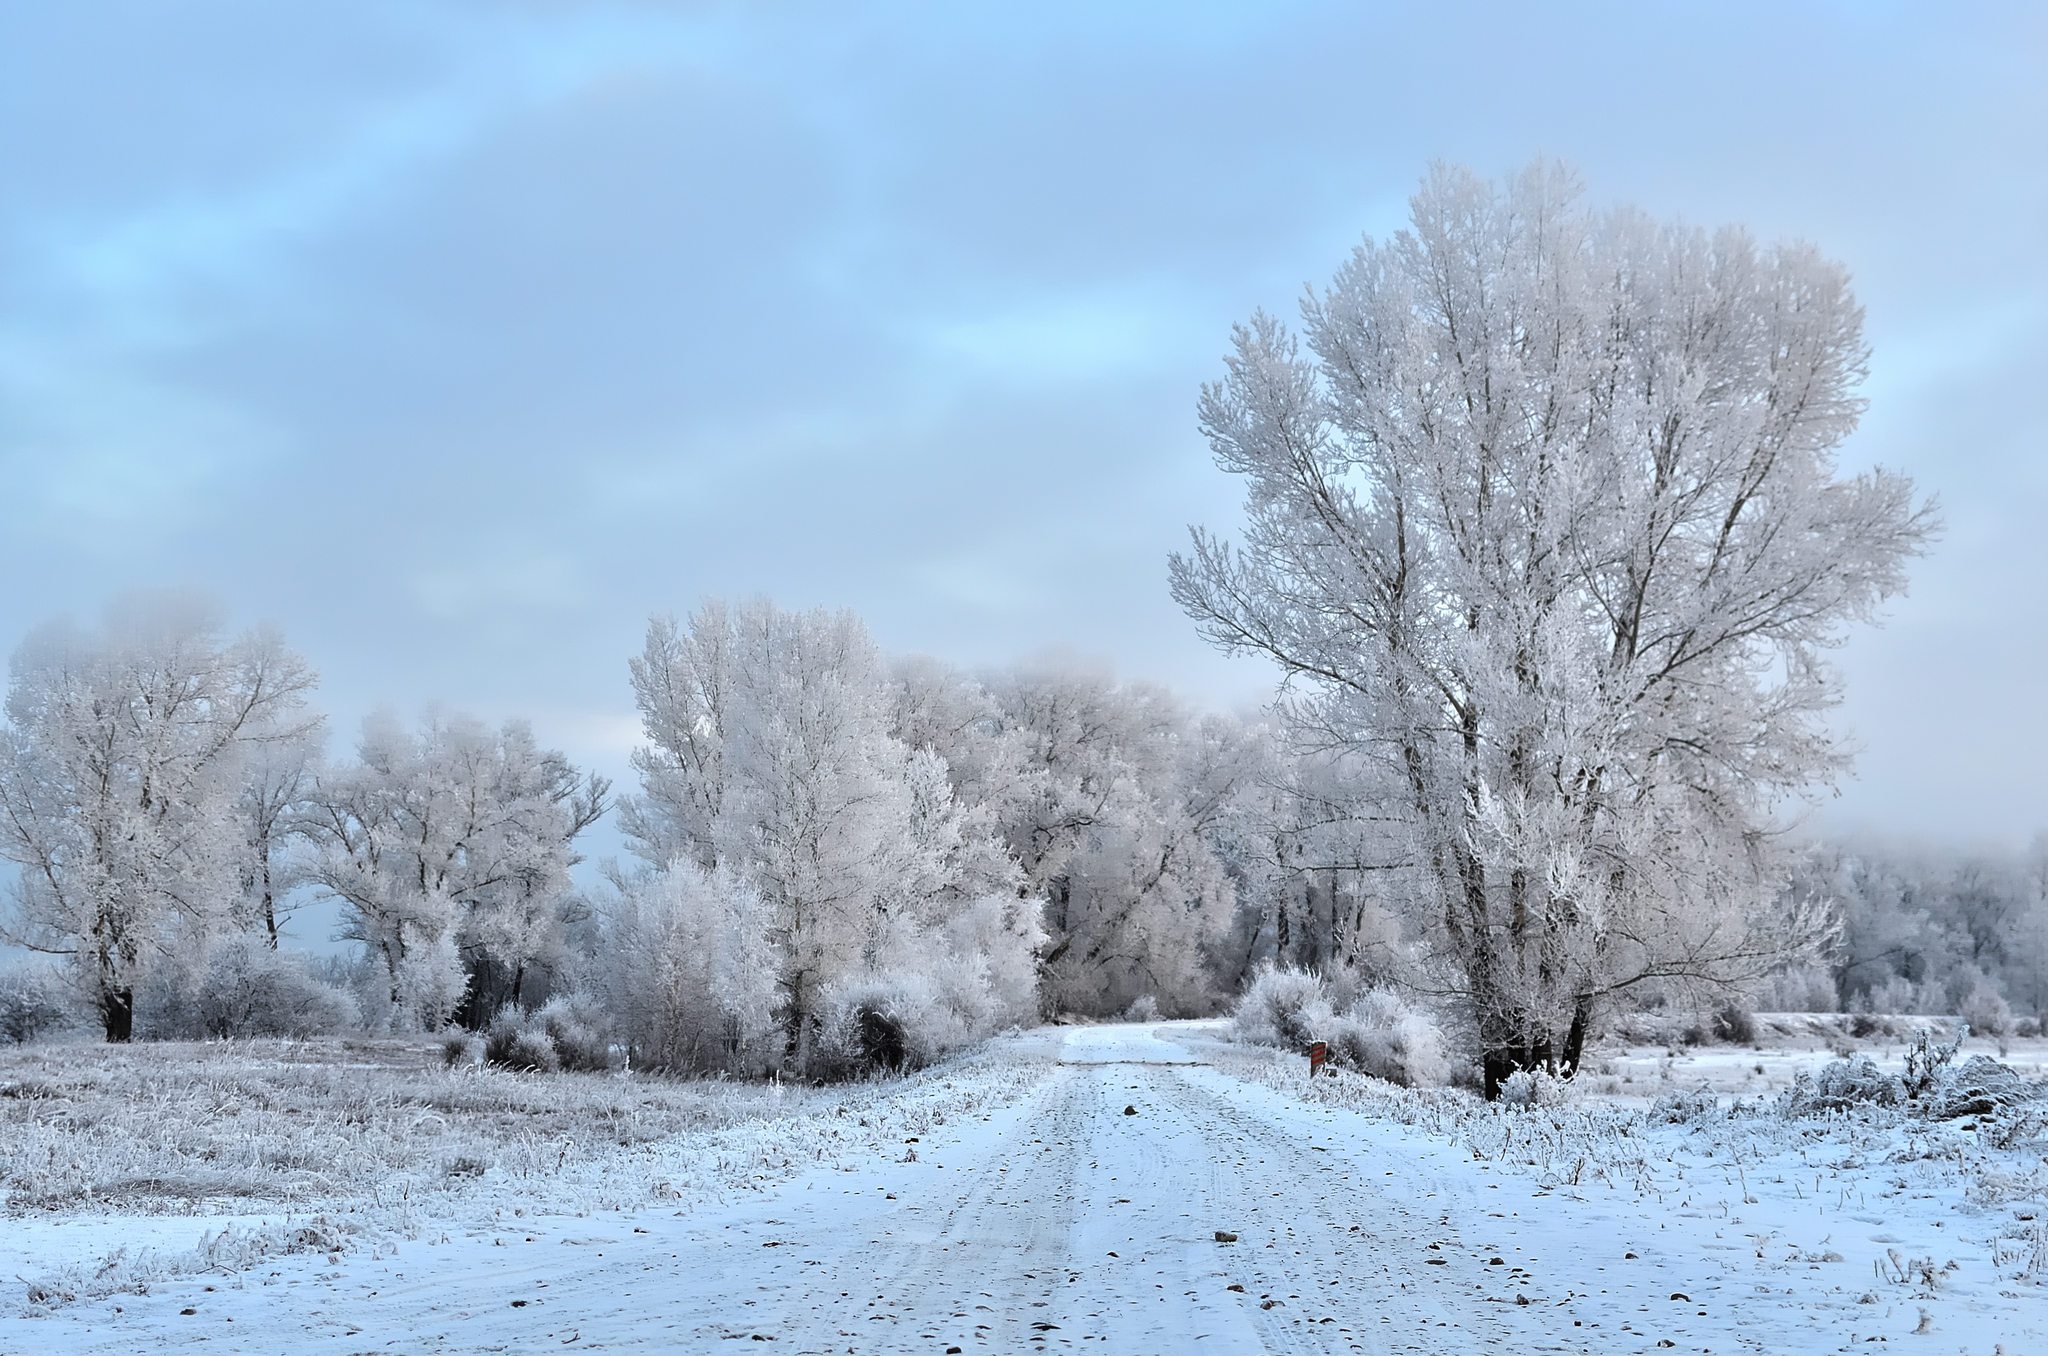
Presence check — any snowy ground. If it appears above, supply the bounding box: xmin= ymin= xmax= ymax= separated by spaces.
xmin=2 ymin=1023 xmax=2043 ymax=1354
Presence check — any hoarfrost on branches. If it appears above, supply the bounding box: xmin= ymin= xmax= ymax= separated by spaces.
xmin=1173 ymin=161 xmax=1935 ymax=1095
xmin=0 ymin=591 xmax=318 ymax=1040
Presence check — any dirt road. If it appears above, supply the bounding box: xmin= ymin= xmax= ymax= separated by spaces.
xmin=9 ymin=1025 xmax=1551 ymax=1355
xmin=679 ymin=1022 xmax=1530 ymax=1354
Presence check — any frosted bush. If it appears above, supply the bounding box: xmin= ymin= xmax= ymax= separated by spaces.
xmin=1649 ymin=1088 xmax=1720 ymax=1123
xmin=1856 ymin=973 xmax=1922 ymax=1016
xmin=1123 ymin=994 xmax=1160 ymax=1022
xmin=1757 ymin=962 xmax=1840 ymax=1013
xmin=937 ymin=895 xmax=1045 ymax=1030
xmin=596 ymin=861 xmax=778 ymax=1074
xmin=1233 ymin=971 xmax=1448 ymax=1088
xmin=812 ymin=899 xmax=1042 ymax=1078
xmin=1960 ymin=983 xmax=2015 ymax=1054
xmin=0 ymin=964 xmax=74 ymax=1044
xmin=539 ymin=992 xmax=613 ymax=1071
xmin=382 ymin=932 xmax=468 ymax=1033
xmin=1711 ymin=1002 xmax=1758 ymax=1045
xmin=1925 ymin=1054 xmax=2045 ymax=1122
xmin=1783 ymin=1055 xmax=1904 ymax=1116
xmin=1326 ymin=989 xmax=1449 ymax=1088
xmin=820 ymin=972 xmax=965 ymax=1075
xmin=1234 ymin=965 xmax=1330 ymax=1049
xmin=1900 ymin=1025 xmax=1966 ymax=1096
xmin=141 ymin=938 xmax=356 ymax=1040
xmin=484 ymin=1007 xmax=561 ymax=1071
xmin=1499 ymin=1068 xmax=1579 ymax=1108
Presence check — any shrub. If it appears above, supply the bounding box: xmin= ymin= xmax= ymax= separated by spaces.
xmin=1233 ymin=970 xmax=1448 ymax=1088
xmin=1783 ymin=1056 xmax=1905 ymax=1116
xmin=142 ymin=939 xmax=356 ymax=1040
xmin=1900 ymin=1025 xmax=1966 ymax=1096
xmin=484 ymin=1007 xmax=561 ymax=1071
xmin=1923 ymin=1054 xmax=2044 ymax=1121
xmin=1123 ymin=994 xmax=1160 ymax=1023
xmin=0 ymin=965 xmax=74 ymax=1044
xmin=1712 ymin=1002 xmax=1758 ymax=1046
xmin=856 ymin=1005 xmax=908 ymax=1070
xmin=1325 ymin=989 xmax=1449 ymax=1088
xmin=1960 ymin=983 xmax=2015 ymax=1055
xmin=470 ymin=995 xmax=611 ymax=1074
xmin=539 ymin=993 xmax=613 ymax=1072
xmin=1499 ymin=1069 xmax=1578 ymax=1107
xmin=819 ymin=974 xmax=955 ymax=1076
xmin=593 ymin=862 xmax=778 ymax=1074
xmin=1650 ymin=1088 xmax=1719 ymax=1123
xmin=1757 ymin=962 xmax=1840 ymax=1013
xmin=1234 ymin=965 xmax=1329 ymax=1050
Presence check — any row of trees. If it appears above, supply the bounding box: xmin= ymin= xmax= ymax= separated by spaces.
xmin=0 ymin=593 xmax=607 ymax=1041
xmin=1763 ymin=841 xmax=2048 ymax=1027
xmin=0 ymin=593 xmax=1321 ymax=1065
xmin=0 ymin=164 xmax=1948 ymax=1097
xmin=4 ymin=589 xmax=2031 ymax=1077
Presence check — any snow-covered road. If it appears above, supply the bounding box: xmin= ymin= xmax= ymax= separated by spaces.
xmin=662 ymin=1021 xmax=1521 ymax=1353
xmin=2 ymin=1025 xmax=1538 ymax=1354
xmin=5 ymin=1023 xmax=2033 ymax=1353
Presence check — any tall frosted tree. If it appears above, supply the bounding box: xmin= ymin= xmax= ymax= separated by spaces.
xmin=1006 ymin=669 xmax=1247 ymax=1016
xmin=0 ymin=593 xmax=318 ymax=1041
xmin=1172 ymin=162 xmax=1933 ymax=1094
xmin=624 ymin=600 xmax=1033 ymax=1072
xmin=304 ymin=712 xmax=606 ymax=1030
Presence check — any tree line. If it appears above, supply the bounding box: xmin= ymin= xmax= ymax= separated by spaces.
xmin=0 ymin=163 xmax=1955 ymax=1095
xmin=0 ymin=592 xmax=1320 ymax=1068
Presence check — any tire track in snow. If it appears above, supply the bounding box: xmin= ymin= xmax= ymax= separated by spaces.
xmin=705 ymin=1024 xmax=1522 ymax=1354
xmin=3 ymin=1027 xmax=1550 ymax=1354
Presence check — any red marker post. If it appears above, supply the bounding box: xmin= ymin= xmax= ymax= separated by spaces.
xmin=1308 ymin=1040 xmax=1328 ymax=1078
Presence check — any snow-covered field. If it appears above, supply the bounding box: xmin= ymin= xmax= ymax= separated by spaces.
xmin=2 ymin=1023 xmax=2043 ymax=1353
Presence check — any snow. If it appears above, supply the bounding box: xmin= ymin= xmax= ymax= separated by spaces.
xmin=3 ymin=1023 xmax=2042 ymax=1353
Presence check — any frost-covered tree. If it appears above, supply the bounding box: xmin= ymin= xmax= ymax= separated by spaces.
xmin=235 ymin=718 xmax=323 ymax=947
xmin=1211 ymin=745 xmax=1410 ymax=993
xmin=2005 ymin=835 xmax=2048 ymax=1021
xmin=975 ymin=664 xmax=1249 ymax=1016
xmin=1172 ymin=162 xmax=1934 ymax=1094
xmin=623 ymin=600 xmax=1036 ymax=1072
xmin=304 ymin=712 xmax=606 ymax=1030
xmin=597 ymin=860 xmax=777 ymax=1072
xmin=0 ymin=593 xmax=318 ymax=1040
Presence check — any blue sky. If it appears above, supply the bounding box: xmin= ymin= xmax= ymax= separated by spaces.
xmin=1 ymin=0 xmax=2043 ymax=851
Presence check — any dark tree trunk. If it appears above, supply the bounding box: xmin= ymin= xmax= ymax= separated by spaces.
xmin=100 ymin=986 xmax=134 ymax=1043
xmin=1481 ymin=1045 xmax=1517 ymax=1102
xmin=1558 ymin=993 xmax=1595 ymax=1078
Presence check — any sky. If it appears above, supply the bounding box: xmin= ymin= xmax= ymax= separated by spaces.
xmin=0 ymin=0 xmax=2043 ymax=855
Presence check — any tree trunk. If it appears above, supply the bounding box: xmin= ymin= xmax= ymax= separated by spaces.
xmin=100 ymin=985 xmax=134 ymax=1043
xmin=1558 ymin=993 xmax=1595 ymax=1078
xmin=261 ymin=859 xmax=280 ymax=949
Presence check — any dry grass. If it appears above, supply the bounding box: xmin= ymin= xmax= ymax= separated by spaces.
xmin=1 ymin=1029 xmax=1053 ymax=1307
